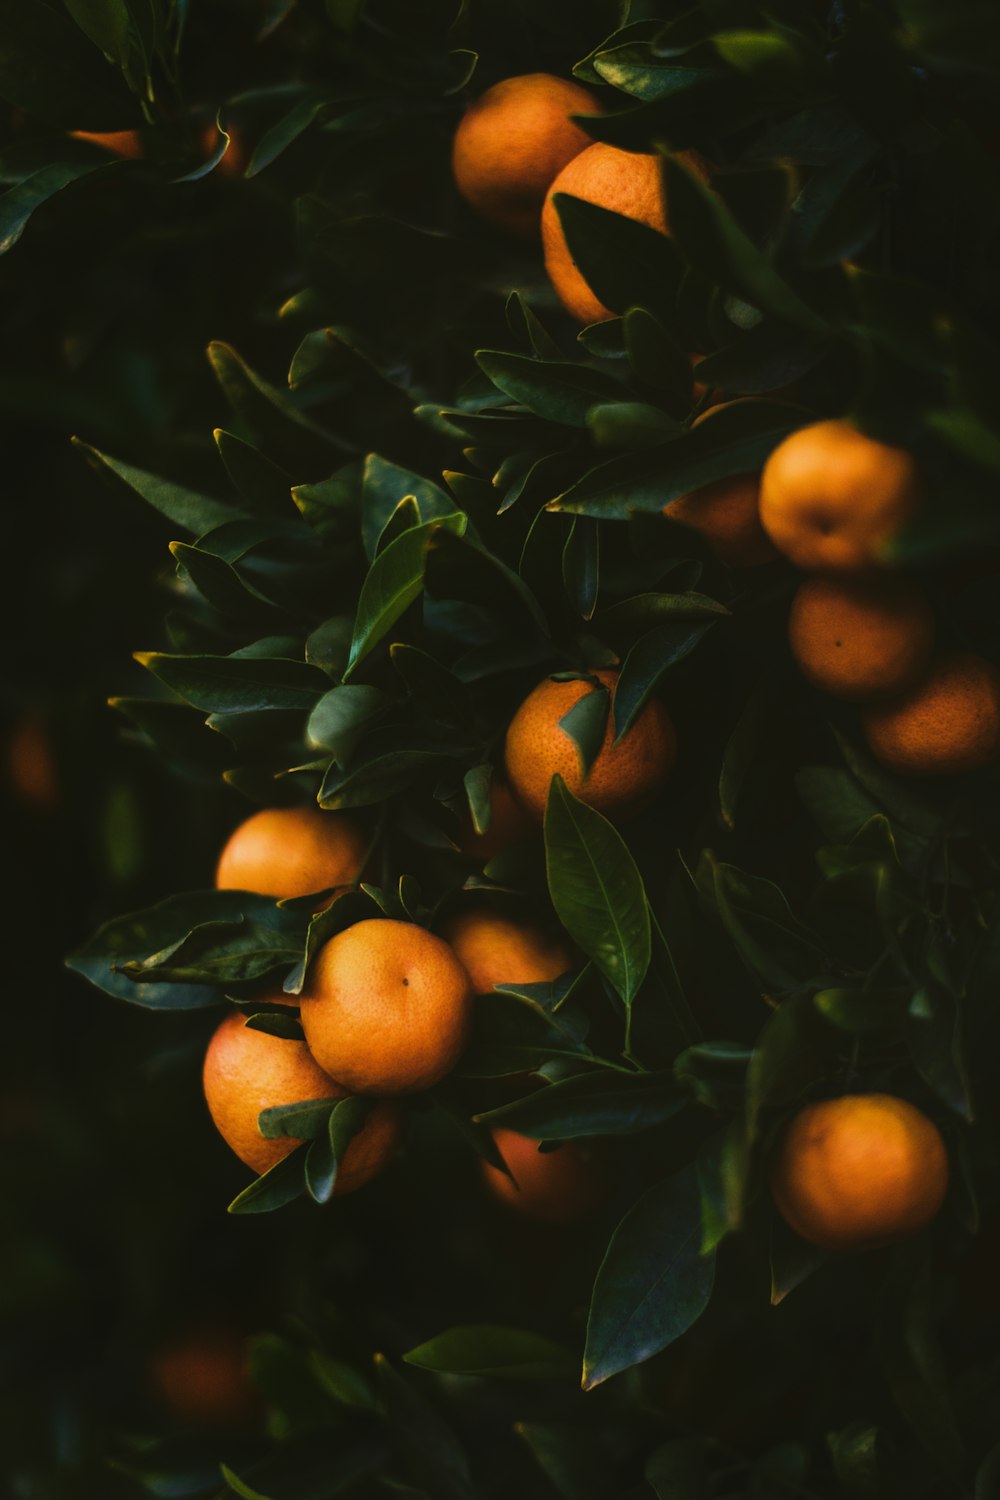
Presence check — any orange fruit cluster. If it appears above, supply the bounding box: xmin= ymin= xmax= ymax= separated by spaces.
xmin=203 ymin=808 xmax=604 ymax=1220
xmin=759 ymin=420 xmax=1000 ymax=775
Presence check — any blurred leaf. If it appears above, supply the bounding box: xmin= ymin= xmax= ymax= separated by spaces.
xmin=219 ymin=1464 xmax=273 ymax=1500
xmin=0 ymin=161 xmax=106 ymax=255
xmin=375 ymin=1356 xmax=475 ymax=1500
xmin=699 ymin=851 xmax=830 ymax=996
xmin=826 ymin=1423 xmax=880 ymax=1500
xmin=663 ymin=155 xmax=829 ymax=334
xmin=583 ymin=1165 xmax=714 ymax=1388
xmin=75 ymin=441 xmax=238 ymax=533
xmin=403 ymin=1326 xmax=574 ymax=1381
xmin=545 ymin=776 xmax=650 ymax=1007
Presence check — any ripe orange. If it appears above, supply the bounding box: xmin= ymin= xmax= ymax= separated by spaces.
xmin=482 ymin=1128 xmax=609 ymax=1224
xmin=789 ymin=575 xmax=935 ymax=699
xmin=542 ymin=143 xmax=705 ymax=324
xmin=667 ymin=473 xmax=776 ymax=568
xmin=769 ymin=1093 xmax=949 ymax=1249
xmin=759 ymin=419 xmax=920 ymax=571
xmin=458 ymin=777 xmax=536 ymax=862
xmin=150 ymin=1327 xmax=257 ymax=1427
xmin=504 ymin=669 xmax=676 ymax=822
xmin=441 ymin=907 xmax=573 ymax=994
xmin=862 ymin=652 xmax=1000 ymax=774
xmin=452 ymin=73 xmax=599 ymax=237
xmin=202 ymin=1005 xmax=401 ymax=1184
xmin=299 ymin=919 xmax=473 ymax=1094
xmin=69 ymin=129 xmax=143 ymax=158
xmin=215 ymin=805 xmax=367 ymax=901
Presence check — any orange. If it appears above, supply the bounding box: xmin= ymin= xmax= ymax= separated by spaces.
xmin=667 ymin=473 xmax=776 ymax=568
xmin=482 ymin=1128 xmax=609 ymax=1224
xmin=7 ymin=715 xmax=59 ymax=809
xmin=759 ymin=419 xmax=920 ymax=571
xmin=504 ymin=668 xmax=676 ymax=822
xmin=299 ymin=919 xmax=473 ymax=1094
xmin=441 ymin=907 xmax=573 ymax=994
xmin=862 ymin=652 xmax=1000 ymax=775
xmin=202 ymin=1004 xmax=401 ymax=1183
xmin=452 ymin=73 xmax=600 ymax=237
xmin=151 ymin=1327 xmax=257 ymax=1427
xmin=789 ymin=575 xmax=935 ymax=699
xmin=215 ymin=805 xmax=367 ymax=901
xmin=69 ymin=129 xmax=143 ymax=158
xmin=769 ymin=1093 xmax=949 ymax=1249
xmin=542 ymin=143 xmax=705 ymax=324
xmin=458 ymin=777 xmax=535 ymax=862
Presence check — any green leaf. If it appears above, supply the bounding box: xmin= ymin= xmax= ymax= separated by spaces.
xmin=475 ymin=350 xmax=624 ymax=428
xmin=214 ymin=429 xmax=294 ymax=515
xmin=583 ymin=1165 xmax=714 ymax=1389
xmin=645 ymin=1440 xmax=708 ymax=1500
xmin=662 ymin=155 xmax=829 ymax=334
xmin=257 ymin=1098 xmax=333 ymax=1142
xmin=475 ymin=1070 xmax=684 ymax=1139
xmin=614 ymin=620 xmax=715 ymax=739
xmin=136 ymin=652 xmax=326 ymax=713
xmin=74 ymin=441 xmax=238 ymax=533
xmin=219 ymin=1465 xmax=273 ymax=1500
xmin=374 ymin=1355 xmax=475 ymax=1500
xmin=246 ymin=96 xmax=326 ymax=177
xmin=557 ymin=681 xmax=609 ymax=779
xmin=0 ymin=1 xmax=135 ymax=127
xmin=545 ymin=776 xmax=651 ymax=1008
xmin=307 ymin=684 xmax=390 ymax=761
xmin=207 ymin=340 xmax=340 ymax=478
xmin=699 ymin=852 xmax=830 ymax=996
xmin=228 ymin=1143 xmax=307 ymax=1214
xmin=344 ymin=513 xmax=468 ymax=680
xmin=0 ymin=161 xmax=106 ymax=256
xmin=562 ymin=516 xmax=600 ymax=620
xmin=361 ymin=454 xmax=458 ymax=560
xmin=552 ymin=191 xmax=683 ymax=325
xmin=305 ymin=1095 xmax=371 ymax=1203
xmin=121 ymin=914 xmax=304 ymax=986
xmin=826 ymin=1423 xmax=880 ymax=1500
xmin=404 ymin=1326 xmax=574 ymax=1381
xmin=66 ymin=893 xmax=233 ymax=1010
xmin=550 ymin=399 xmax=801 ymax=518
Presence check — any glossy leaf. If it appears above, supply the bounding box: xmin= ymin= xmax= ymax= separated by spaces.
xmin=545 ymin=776 xmax=651 ymax=1007
xmin=583 ymin=1165 xmax=714 ymax=1388
xmin=475 ymin=1070 xmax=684 ymax=1139
xmin=344 ymin=513 xmax=468 ymax=679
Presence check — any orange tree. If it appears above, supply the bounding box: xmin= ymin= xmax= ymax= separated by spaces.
xmin=6 ymin=0 xmax=1000 ymax=1496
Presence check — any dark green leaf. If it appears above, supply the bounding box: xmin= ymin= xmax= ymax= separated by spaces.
xmin=545 ymin=776 xmax=651 ymax=1007
xmin=403 ymin=1326 xmax=574 ymax=1382
xmin=475 ymin=1070 xmax=684 ymax=1139
xmin=344 ymin=513 xmax=468 ymax=679
xmin=228 ymin=1144 xmax=307 ymax=1214
xmin=583 ymin=1165 xmax=714 ymax=1388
